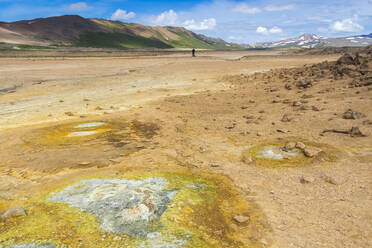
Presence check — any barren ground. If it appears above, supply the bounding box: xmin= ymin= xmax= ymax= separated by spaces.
xmin=0 ymin=50 xmax=371 ymax=248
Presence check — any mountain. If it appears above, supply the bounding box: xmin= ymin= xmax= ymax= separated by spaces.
xmin=251 ymin=33 xmax=372 ymax=49
xmin=0 ymin=15 xmax=240 ymax=50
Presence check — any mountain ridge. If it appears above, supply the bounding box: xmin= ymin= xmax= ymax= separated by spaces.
xmin=250 ymin=33 xmax=372 ymax=49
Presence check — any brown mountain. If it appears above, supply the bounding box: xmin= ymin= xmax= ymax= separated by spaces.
xmin=0 ymin=15 xmax=240 ymax=49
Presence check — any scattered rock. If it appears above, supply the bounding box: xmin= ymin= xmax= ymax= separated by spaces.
xmin=295 ymin=142 xmax=306 ymax=150
xmin=343 ymin=109 xmax=366 ymax=120
xmin=233 ymin=215 xmax=250 ymax=224
xmin=277 ymin=128 xmax=289 ymax=133
xmin=300 ymin=176 xmax=315 ymax=184
xmin=322 ymin=175 xmax=347 ymax=185
xmin=281 ymin=114 xmax=292 ymax=122
xmin=312 ymin=106 xmax=320 ymax=111
xmin=296 ymin=78 xmax=312 ymax=89
xmin=337 ymin=54 xmax=355 ymax=65
xmin=284 ymin=142 xmax=296 ymax=150
xmin=241 ymin=154 xmax=253 ymax=164
xmin=0 ymin=206 xmax=27 ymax=221
xmin=303 ymin=147 xmax=322 ymax=157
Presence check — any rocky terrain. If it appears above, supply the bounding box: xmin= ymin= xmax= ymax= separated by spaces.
xmin=0 ymin=48 xmax=371 ymax=247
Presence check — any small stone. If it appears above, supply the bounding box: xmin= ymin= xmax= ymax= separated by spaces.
xmin=300 ymin=176 xmax=315 ymax=184
xmin=241 ymin=154 xmax=253 ymax=164
xmin=312 ymin=106 xmax=320 ymax=111
xmin=64 ymin=112 xmax=74 ymax=116
xmin=0 ymin=206 xmax=27 ymax=221
xmin=323 ymin=175 xmax=347 ymax=185
xmin=233 ymin=215 xmax=250 ymax=224
xmin=293 ymin=101 xmax=301 ymax=107
xmin=277 ymin=128 xmax=289 ymax=133
xmin=343 ymin=109 xmax=365 ymax=120
xmin=295 ymin=142 xmax=306 ymax=150
xmin=281 ymin=114 xmax=292 ymax=122
xmin=303 ymin=147 xmax=322 ymax=157
xmin=285 ymin=83 xmax=292 ymax=90
xmin=257 ymin=132 xmax=263 ymax=137
xmin=284 ymin=142 xmax=296 ymax=150
xmin=211 ymin=163 xmax=220 ymax=167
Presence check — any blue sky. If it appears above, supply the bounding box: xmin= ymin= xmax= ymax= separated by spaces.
xmin=0 ymin=0 xmax=371 ymax=43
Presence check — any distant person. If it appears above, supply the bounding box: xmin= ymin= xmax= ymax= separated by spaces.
xmin=192 ymin=48 xmax=196 ymax=57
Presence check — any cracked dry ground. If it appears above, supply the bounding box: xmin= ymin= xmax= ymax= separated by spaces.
xmin=0 ymin=50 xmax=371 ymax=248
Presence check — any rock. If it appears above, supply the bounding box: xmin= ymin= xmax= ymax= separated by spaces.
xmin=0 ymin=206 xmax=27 ymax=221
xmin=293 ymin=101 xmax=301 ymax=107
xmin=233 ymin=215 xmax=250 ymax=224
xmin=281 ymin=114 xmax=292 ymax=122
xmin=295 ymin=142 xmax=306 ymax=150
xmin=285 ymin=83 xmax=292 ymax=90
xmin=257 ymin=132 xmax=263 ymax=137
xmin=284 ymin=142 xmax=296 ymax=150
xmin=337 ymin=54 xmax=355 ymax=65
xmin=323 ymin=175 xmax=347 ymax=185
xmin=300 ymin=176 xmax=315 ymax=184
xmin=303 ymin=147 xmax=322 ymax=157
xmin=210 ymin=163 xmax=220 ymax=167
xmin=296 ymin=78 xmax=312 ymax=89
xmin=299 ymin=105 xmax=311 ymax=110
xmin=64 ymin=112 xmax=74 ymax=116
xmin=312 ymin=106 xmax=320 ymax=111
xmin=277 ymin=128 xmax=289 ymax=133
xmin=241 ymin=154 xmax=253 ymax=164
xmin=350 ymin=126 xmax=367 ymax=137
xmin=343 ymin=109 xmax=365 ymax=120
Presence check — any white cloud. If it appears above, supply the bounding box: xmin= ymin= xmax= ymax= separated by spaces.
xmin=269 ymin=26 xmax=283 ymax=34
xmin=264 ymin=5 xmax=295 ymax=11
xmin=232 ymin=3 xmax=261 ymax=14
xmin=68 ymin=2 xmax=90 ymax=11
xmin=183 ymin=18 xmax=217 ymax=30
xmin=256 ymin=26 xmax=268 ymax=34
xmin=111 ymin=9 xmax=136 ymax=20
xmin=151 ymin=10 xmax=178 ymax=26
xmin=330 ymin=18 xmax=364 ymax=32
xmin=256 ymin=26 xmax=283 ymax=35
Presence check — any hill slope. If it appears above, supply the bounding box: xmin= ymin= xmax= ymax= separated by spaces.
xmin=0 ymin=15 xmax=239 ymax=50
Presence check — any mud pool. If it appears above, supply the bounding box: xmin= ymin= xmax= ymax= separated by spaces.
xmin=0 ymin=171 xmax=268 ymax=248
xmin=247 ymin=144 xmax=313 ymax=167
xmin=256 ymin=146 xmax=304 ymax=160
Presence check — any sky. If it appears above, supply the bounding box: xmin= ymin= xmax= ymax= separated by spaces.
xmin=0 ymin=0 xmax=371 ymax=44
